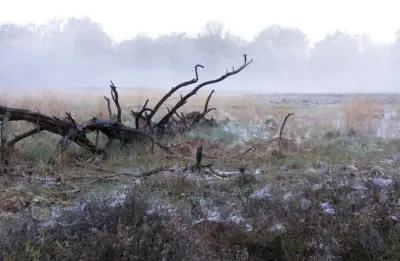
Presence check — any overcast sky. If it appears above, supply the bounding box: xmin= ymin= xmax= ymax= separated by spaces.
xmin=1 ymin=0 xmax=400 ymax=43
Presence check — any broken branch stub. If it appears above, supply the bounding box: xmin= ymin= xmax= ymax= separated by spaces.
xmin=104 ymin=96 xmax=112 ymax=119
xmin=279 ymin=112 xmax=294 ymax=140
xmin=110 ymin=81 xmax=122 ymax=123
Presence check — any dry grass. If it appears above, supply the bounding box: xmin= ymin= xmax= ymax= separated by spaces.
xmin=2 ymin=90 xmax=400 ymax=260
xmin=344 ymin=98 xmax=383 ymax=134
xmin=2 ymin=89 xmax=397 ymax=166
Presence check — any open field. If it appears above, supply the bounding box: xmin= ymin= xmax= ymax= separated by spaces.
xmin=1 ymin=90 xmax=400 ymax=260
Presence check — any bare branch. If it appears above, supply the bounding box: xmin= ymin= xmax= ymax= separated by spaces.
xmin=8 ymin=127 xmax=43 ymax=147
xmin=158 ymin=55 xmax=252 ymax=128
xmin=110 ymin=81 xmax=122 ymax=123
xmin=146 ymin=64 xmax=204 ymax=124
xmin=104 ymin=96 xmax=112 ymax=119
xmin=133 ymin=99 xmax=149 ymax=129
xmin=279 ymin=113 xmax=294 ymax=140
xmin=65 ymin=112 xmax=78 ymax=129
xmin=202 ymin=89 xmax=215 ymax=116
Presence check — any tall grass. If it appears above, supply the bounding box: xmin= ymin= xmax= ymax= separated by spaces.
xmin=344 ymin=98 xmax=383 ymax=135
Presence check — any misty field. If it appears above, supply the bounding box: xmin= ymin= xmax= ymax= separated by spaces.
xmin=1 ymin=89 xmax=400 ymax=260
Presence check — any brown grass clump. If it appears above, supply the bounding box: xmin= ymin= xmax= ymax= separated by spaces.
xmin=343 ymin=98 xmax=383 ymax=134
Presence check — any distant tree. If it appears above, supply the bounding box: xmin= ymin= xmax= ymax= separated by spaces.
xmin=154 ymin=33 xmax=199 ymax=70
xmin=389 ymin=29 xmax=400 ymax=65
xmin=0 ymin=17 xmax=398 ymax=91
xmin=116 ymin=33 xmax=156 ymax=69
xmin=309 ymin=32 xmax=369 ymax=91
xmin=46 ymin=18 xmax=112 ymax=60
xmin=311 ymin=31 xmax=360 ymax=68
xmin=195 ymin=21 xmax=242 ymax=71
xmin=0 ymin=24 xmax=44 ymax=86
xmin=249 ymin=25 xmax=309 ymax=70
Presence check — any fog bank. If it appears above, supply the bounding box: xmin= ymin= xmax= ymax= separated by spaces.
xmin=1 ymin=18 xmax=400 ymax=93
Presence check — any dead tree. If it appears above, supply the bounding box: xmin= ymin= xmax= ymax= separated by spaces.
xmin=0 ymin=55 xmax=252 ymax=158
xmin=129 ymin=55 xmax=252 ymax=132
xmin=0 ymin=106 xmax=102 ymax=154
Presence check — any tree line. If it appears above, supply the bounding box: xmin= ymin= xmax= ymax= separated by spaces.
xmin=1 ymin=18 xmax=400 ymax=92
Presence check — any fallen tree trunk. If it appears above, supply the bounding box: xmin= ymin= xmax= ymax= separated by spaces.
xmin=0 ymin=107 xmax=172 ymax=156
xmin=0 ymin=55 xmax=253 ymax=158
xmin=0 ymin=106 xmax=102 ymax=154
xmin=83 ymin=118 xmax=172 ymax=152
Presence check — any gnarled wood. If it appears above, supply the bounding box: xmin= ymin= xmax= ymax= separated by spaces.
xmin=109 ymin=81 xmax=121 ymax=123
xmin=104 ymin=96 xmax=112 ymax=119
xmin=279 ymin=112 xmax=294 ymax=140
xmin=0 ymin=106 xmax=102 ymax=154
xmin=8 ymin=127 xmax=43 ymax=147
xmin=144 ymin=64 xmax=204 ymax=125
xmin=157 ymin=55 xmax=252 ymax=128
xmin=0 ymin=55 xmax=252 ymax=159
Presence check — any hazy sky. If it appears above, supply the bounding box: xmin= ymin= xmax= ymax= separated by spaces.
xmin=1 ymin=0 xmax=400 ymax=43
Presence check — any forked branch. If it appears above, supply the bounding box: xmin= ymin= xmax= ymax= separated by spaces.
xmin=202 ymin=89 xmax=216 ymax=116
xmin=157 ymin=55 xmax=253 ymax=128
xmin=133 ymin=99 xmax=150 ymax=129
xmin=145 ymin=64 xmax=204 ymax=124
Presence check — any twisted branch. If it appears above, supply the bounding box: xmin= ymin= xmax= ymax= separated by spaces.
xmin=157 ymin=55 xmax=252 ymax=128
xmin=145 ymin=64 xmax=204 ymax=125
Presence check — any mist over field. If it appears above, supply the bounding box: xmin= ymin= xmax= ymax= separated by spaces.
xmin=7 ymin=1 xmax=400 ymax=259
xmin=1 ymin=18 xmax=400 ymax=93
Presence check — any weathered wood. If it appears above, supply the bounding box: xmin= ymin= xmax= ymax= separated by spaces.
xmin=279 ymin=113 xmax=294 ymax=140
xmin=0 ymin=106 xmax=102 ymax=154
xmin=0 ymin=111 xmax=10 ymax=160
xmin=7 ymin=127 xmax=43 ymax=147
xmin=83 ymin=118 xmax=172 ymax=153
xmin=157 ymin=55 xmax=253 ymax=128
xmin=195 ymin=145 xmax=203 ymax=170
xmin=110 ymin=81 xmax=122 ymax=123
xmin=144 ymin=64 xmax=204 ymax=125
xmin=133 ymin=99 xmax=150 ymax=129
xmin=0 ymin=55 xmax=252 ymax=159
xmin=202 ymin=89 xmax=216 ymax=116
xmin=103 ymin=96 xmax=112 ymax=119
